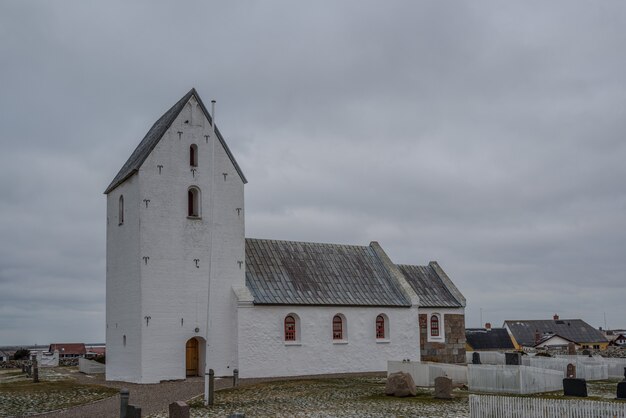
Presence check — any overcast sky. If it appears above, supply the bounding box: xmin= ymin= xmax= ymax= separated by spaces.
xmin=1 ymin=1 xmax=625 ymax=346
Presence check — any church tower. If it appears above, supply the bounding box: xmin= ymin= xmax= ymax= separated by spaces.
xmin=104 ymin=89 xmax=246 ymax=383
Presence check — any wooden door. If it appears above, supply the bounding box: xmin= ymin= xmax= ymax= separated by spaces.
xmin=185 ymin=338 xmax=199 ymax=376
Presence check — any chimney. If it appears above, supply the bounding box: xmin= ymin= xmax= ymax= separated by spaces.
xmin=485 ymin=322 xmax=491 ymax=330
xmin=535 ymin=329 xmax=541 ymax=345
xmin=553 ymin=314 xmax=559 ymax=321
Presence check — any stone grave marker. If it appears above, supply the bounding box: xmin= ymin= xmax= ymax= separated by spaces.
xmin=472 ymin=352 xmax=481 ymax=364
xmin=567 ymin=342 xmax=576 ymax=355
xmin=617 ymin=382 xmax=626 ymax=400
xmin=563 ymin=378 xmax=587 ymax=397
xmin=126 ymin=405 xmax=141 ymax=418
xmin=169 ymin=401 xmax=189 ymax=418
xmin=385 ymin=372 xmax=417 ymax=397
xmin=566 ymin=363 xmax=576 ymax=378
xmin=505 ymin=352 xmax=520 ymax=365
xmin=434 ymin=376 xmax=453 ymax=399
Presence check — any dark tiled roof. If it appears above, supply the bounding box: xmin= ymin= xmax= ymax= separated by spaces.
xmin=104 ymin=88 xmax=247 ymax=194
xmin=504 ymin=319 xmax=608 ymax=347
xmin=466 ymin=328 xmax=515 ymax=350
xmin=396 ymin=264 xmax=464 ymax=308
xmin=48 ymin=343 xmax=86 ymax=355
xmin=245 ymin=239 xmax=412 ymax=306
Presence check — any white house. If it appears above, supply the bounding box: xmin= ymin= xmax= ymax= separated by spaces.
xmin=105 ymin=89 xmax=465 ymax=383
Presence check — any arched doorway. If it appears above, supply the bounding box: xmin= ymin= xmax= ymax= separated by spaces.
xmin=185 ymin=338 xmax=199 ymax=376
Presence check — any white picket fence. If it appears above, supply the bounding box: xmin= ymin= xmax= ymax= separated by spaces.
xmin=468 ymin=365 xmax=563 ymax=394
xmin=469 ymin=394 xmax=626 ymax=418
xmin=522 ymin=356 xmax=609 ymax=380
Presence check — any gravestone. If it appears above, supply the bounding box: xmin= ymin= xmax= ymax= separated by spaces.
xmin=169 ymin=401 xmax=189 ymax=418
xmin=472 ymin=352 xmax=481 ymax=364
xmin=567 ymin=342 xmax=576 ymax=355
xmin=563 ymin=378 xmax=587 ymax=397
xmin=434 ymin=376 xmax=453 ymax=399
xmin=566 ymin=363 xmax=576 ymax=378
xmin=505 ymin=352 xmax=521 ymax=365
xmin=228 ymin=414 xmax=245 ymax=418
xmin=385 ymin=372 xmax=417 ymax=397
xmin=126 ymin=405 xmax=141 ymax=418
xmin=617 ymin=382 xmax=626 ymax=400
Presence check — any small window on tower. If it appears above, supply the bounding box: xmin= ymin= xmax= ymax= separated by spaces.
xmin=190 ymin=144 xmax=198 ymax=167
xmin=118 ymin=195 xmax=124 ymax=225
xmin=187 ymin=187 xmax=201 ymax=218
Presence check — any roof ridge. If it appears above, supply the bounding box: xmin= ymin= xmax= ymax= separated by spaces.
xmin=245 ymin=237 xmax=371 ymax=249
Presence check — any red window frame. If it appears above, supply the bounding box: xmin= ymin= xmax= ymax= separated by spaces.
xmin=284 ymin=315 xmax=296 ymax=341
xmin=376 ymin=315 xmax=385 ymax=339
xmin=333 ymin=315 xmax=343 ymax=340
xmin=430 ymin=315 xmax=440 ymax=337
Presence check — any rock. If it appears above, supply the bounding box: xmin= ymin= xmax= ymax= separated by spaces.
xmin=385 ymin=372 xmax=417 ymax=397
xmin=434 ymin=376 xmax=453 ymax=399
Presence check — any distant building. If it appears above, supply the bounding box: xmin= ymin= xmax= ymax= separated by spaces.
xmin=504 ymin=315 xmax=609 ymax=350
xmin=0 ymin=350 xmax=9 ymax=361
xmin=465 ymin=323 xmax=515 ymax=351
xmin=49 ymin=343 xmax=87 ymax=358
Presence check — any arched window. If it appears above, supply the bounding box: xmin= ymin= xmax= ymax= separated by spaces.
xmin=333 ymin=315 xmax=343 ymax=340
xmin=376 ymin=315 xmax=386 ymax=339
xmin=118 ymin=195 xmax=124 ymax=225
xmin=187 ymin=187 xmax=201 ymax=217
xmin=430 ymin=315 xmax=440 ymax=337
xmin=284 ymin=315 xmax=296 ymax=341
xmin=190 ymin=144 xmax=198 ymax=167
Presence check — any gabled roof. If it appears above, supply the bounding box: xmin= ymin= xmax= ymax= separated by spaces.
xmin=533 ymin=333 xmax=576 ymax=347
xmin=245 ymin=239 xmax=412 ymax=306
xmin=396 ymin=263 xmax=465 ymax=308
xmin=465 ymin=328 xmax=515 ymax=350
xmin=504 ymin=319 xmax=608 ymax=347
xmin=104 ymin=88 xmax=247 ymax=194
xmin=48 ymin=343 xmax=86 ymax=355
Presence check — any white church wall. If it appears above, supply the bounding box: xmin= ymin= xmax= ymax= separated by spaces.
xmin=131 ymin=97 xmax=244 ymax=383
xmin=106 ymin=176 xmax=143 ymax=382
xmin=237 ymin=305 xmax=420 ymax=379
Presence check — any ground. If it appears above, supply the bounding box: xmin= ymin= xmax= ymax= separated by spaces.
xmin=0 ymin=368 xmax=117 ymax=417
xmin=1 ymin=368 xmax=623 ymax=417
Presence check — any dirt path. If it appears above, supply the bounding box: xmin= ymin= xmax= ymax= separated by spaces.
xmin=38 ymin=371 xmax=385 ymax=418
xmin=37 ymin=373 xmax=221 ymax=418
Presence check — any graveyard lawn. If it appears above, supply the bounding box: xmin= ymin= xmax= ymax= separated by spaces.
xmin=0 ymin=369 xmax=118 ymax=416
xmin=148 ymin=377 xmax=471 ymax=418
xmin=147 ymin=377 xmax=623 ymax=418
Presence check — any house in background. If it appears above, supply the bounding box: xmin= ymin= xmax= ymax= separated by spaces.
xmin=606 ymin=332 xmax=626 ymax=347
xmin=0 ymin=350 xmax=9 ymax=361
xmin=49 ymin=343 xmax=87 ymax=358
xmin=504 ymin=315 xmax=609 ymax=350
xmin=533 ymin=333 xmax=578 ymax=350
xmin=465 ymin=323 xmax=515 ymax=352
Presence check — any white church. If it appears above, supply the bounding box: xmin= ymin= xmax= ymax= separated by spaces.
xmin=105 ymin=89 xmax=466 ymax=384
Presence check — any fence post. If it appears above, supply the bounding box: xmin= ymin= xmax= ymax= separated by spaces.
xmin=233 ymin=368 xmax=239 ymax=387
xmin=120 ymin=388 xmax=129 ymax=418
xmin=208 ymin=369 xmax=215 ymax=406
xmin=32 ymin=358 xmax=39 ymax=383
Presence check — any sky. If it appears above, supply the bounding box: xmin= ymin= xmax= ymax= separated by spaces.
xmin=1 ymin=1 xmax=625 ymax=346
